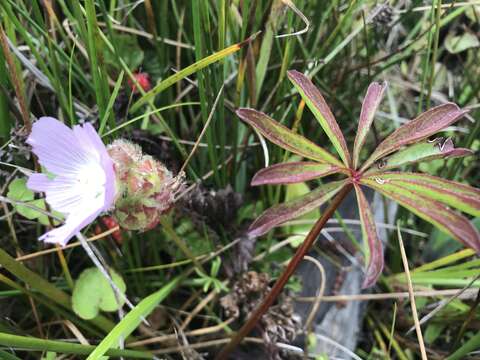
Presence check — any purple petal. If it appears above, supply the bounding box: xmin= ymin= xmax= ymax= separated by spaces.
xmin=99 ymin=153 xmax=116 ymax=210
xmin=27 ymin=173 xmax=52 ymax=192
xmin=27 ymin=117 xmax=93 ymax=176
xmin=28 ymin=173 xmax=92 ymax=215
xmin=83 ymin=123 xmax=108 ymax=154
xmin=39 ymin=207 xmax=103 ymax=246
xmin=28 ymin=117 xmax=116 ymax=210
xmin=72 ymin=123 xmax=116 ymax=209
xmin=26 ymin=117 xmax=117 ymax=246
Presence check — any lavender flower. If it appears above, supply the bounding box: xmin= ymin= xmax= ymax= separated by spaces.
xmin=27 ymin=117 xmax=116 ymax=246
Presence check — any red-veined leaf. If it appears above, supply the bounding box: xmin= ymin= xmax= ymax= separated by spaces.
xmin=372 ymin=137 xmax=473 ymax=171
xmin=236 ymin=108 xmax=343 ymax=166
xmin=361 ymin=103 xmax=468 ymax=171
xmin=364 ymin=172 xmax=480 ymax=217
xmin=361 ymin=178 xmax=480 ymax=252
xmin=251 ymin=161 xmax=343 ymax=186
xmin=287 ymin=70 xmax=351 ymax=167
xmin=353 ymin=81 xmax=387 ymax=169
xmin=248 ymin=180 xmax=347 ymax=237
xmin=354 ymin=184 xmax=384 ymax=288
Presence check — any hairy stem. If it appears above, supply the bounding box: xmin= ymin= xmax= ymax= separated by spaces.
xmin=215 ymin=183 xmax=353 ymax=359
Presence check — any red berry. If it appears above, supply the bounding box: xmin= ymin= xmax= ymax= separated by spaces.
xmin=101 ymin=216 xmax=123 ymax=244
xmin=128 ymin=72 xmax=151 ymax=93
xmin=94 ymin=224 xmax=102 ymax=236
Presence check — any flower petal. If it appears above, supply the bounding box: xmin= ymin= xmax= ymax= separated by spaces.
xmin=72 ymin=122 xmax=112 ymax=161
xmin=27 ymin=117 xmax=117 ymax=246
xmin=27 ymin=173 xmax=53 ymax=192
xmin=27 ymin=117 xmax=94 ymax=176
xmin=73 ymin=123 xmax=116 ymax=209
xmin=39 ymin=207 xmax=103 ymax=246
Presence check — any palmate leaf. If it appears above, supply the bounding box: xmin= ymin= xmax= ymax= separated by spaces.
xmin=251 ymin=161 xmax=342 ymax=186
xmin=248 ymin=180 xmax=347 ymax=237
xmin=353 ymin=81 xmax=387 ymax=169
xmin=287 ymin=70 xmax=351 ymax=167
xmin=362 ymin=178 xmax=480 ymax=252
xmin=238 ymin=72 xmax=477 ymax=293
xmin=353 ymin=184 xmax=383 ymax=288
xmin=236 ymin=108 xmax=343 ymax=166
xmin=373 ymin=138 xmax=473 ymax=171
xmin=361 ymin=103 xmax=468 ymax=170
xmin=364 ymin=172 xmax=480 ymax=217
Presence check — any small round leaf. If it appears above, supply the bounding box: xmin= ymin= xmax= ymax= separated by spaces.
xmin=72 ymin=267 xmax=126 ymax=320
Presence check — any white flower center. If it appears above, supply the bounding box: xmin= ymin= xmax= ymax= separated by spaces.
xmin=76 ymin=160 xmax=107 ymax=209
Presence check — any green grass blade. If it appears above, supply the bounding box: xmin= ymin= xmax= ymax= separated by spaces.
xmin=447 ymin=331 xmax=480 ymax=360
xmin=0 ymin=248 xmax=114 ymax=333
xmin=98 ymin=70 xmax=124 ymax=135
xmin=84 ymin=0 xmax=110 ymax=122
xmin=0 ymin=332 xmax=152 ymax=358
xmin=0 ymin=44 xmax=11 ymax=138
xmin=86 ymin=276 xmax=181 ymax=359
xmin=101 ymin=102 xmax=199 ymax=137
xmin=130 ymin=35 xmax=255 ymax=112
xmin=0 ymin=350 xmax=22 ymax=360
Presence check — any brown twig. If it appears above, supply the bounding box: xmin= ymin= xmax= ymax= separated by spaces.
xmin=0 ymin=25 xmax=31 ymax=133
xmin=215 ymin=183 xmax=353 ymax=359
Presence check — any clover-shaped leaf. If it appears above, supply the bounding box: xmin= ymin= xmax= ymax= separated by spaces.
xmin=72 ymin=267 xmax=126 ymax=320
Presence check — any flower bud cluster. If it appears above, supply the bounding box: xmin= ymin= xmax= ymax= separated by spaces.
xmin=108 ymin=139 xmax=184 ymax=231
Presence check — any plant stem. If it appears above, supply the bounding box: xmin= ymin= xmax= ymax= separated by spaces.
xmin=0 ymin=25 xmax=30 ymax=133
xmin=215 ymin=183 xmax=353 ymax=359
xmin=0 ymin=332 xmax=153 ymax=358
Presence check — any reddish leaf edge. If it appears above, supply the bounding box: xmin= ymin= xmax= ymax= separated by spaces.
xmin=354 ymin=184 xmax=384 ymax=288
xmin=361 ymin=178 xmax=480 ymax=253
xmin=236 ymin=108 xmax=343 ymax=167
xmin=247 ymin=180 xmax=347 ymax=238
xmin=361 ymin=104 xmax=469 ymax=171
xmin=353 ymin=81 xmax=387 ymax=169
xmin=362 ymin=171 xmax=480 ymax=217
xmin=287 ymin=70 xmax=352 ymax=167
xmin=251 ymin=161 xmax=345 ymax=186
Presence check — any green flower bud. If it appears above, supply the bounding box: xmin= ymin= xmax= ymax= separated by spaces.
xmin=108 ymin=139 xmax=184 ymax=231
